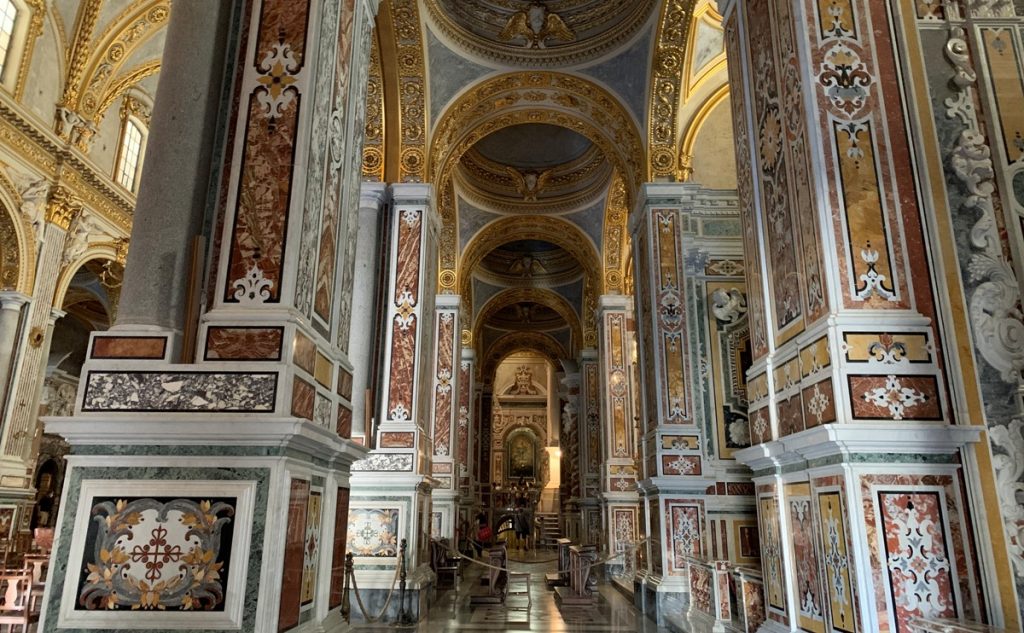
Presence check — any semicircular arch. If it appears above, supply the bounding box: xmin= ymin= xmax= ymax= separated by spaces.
xmin=481 ymin=331 xmax=566 ymax=385
xmin=475 ymin=287 xmax=582 ymax=358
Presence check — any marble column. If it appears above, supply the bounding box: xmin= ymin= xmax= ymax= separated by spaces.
xmin=0 ymin=292 xmax=28 ymax=415
xmin=428 ymin=295 xmax=460 ymax=540
xmin=348 ymin=183 xmax=439 ymax=621
xmin=558 ymin=368 xmax=580 ymax=540
xmin=348 ymin=182 xmax=388 ymax=445
xmin=722 ymin=0 xmax=991 ymax=630
xmin=596 ymin=296 xmax=641 ymax=574
xmin=116 ymin=0 xmax=235 ymax=338
xmin=42 ymin=0 xmax=378 ymax=630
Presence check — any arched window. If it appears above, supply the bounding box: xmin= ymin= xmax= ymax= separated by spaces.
xmin=115 ymin=117 xmax=144 ymax=191
xmin=0 ymin=0 xmax=19 ymax=81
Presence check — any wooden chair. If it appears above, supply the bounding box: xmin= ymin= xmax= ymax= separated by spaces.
xmin=0 ymin=573 xmax=38 ymax=632
xmin=21 ymin=554 xmax=48 ymax=612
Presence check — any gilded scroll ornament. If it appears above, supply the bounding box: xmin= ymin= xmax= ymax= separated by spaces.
xmin=648 ymin=0 xmax=698 ymax=180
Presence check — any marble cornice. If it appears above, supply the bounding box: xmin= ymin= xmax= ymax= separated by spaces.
xmin=0 ymin=95 xmax=134 ymax=233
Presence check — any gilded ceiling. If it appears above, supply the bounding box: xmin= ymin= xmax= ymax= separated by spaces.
xmin=424 ymin=0 xmax=659 ymax=67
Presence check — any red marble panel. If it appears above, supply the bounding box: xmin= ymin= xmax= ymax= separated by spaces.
xmin=255 ymin=0 xmax=310 ymax=66
xmin=432 ymin=462 xmax=452 ymax=474
xmin=776 ymin=393 xmax=805 ymax=437
xmin=329 ymin=487 xmax=350 ymax=608
xmin=787 ymin=485 xmax=825 ymax=632
xmin=337 ymin=368 xmax=353 ymax=399
xmin=279 ymin=479 xmax=309 ymax=632
xmin=750 ymin=406 xmax=771 ymax=444
xmin=204 ymin=327 xmax=283 ymax=360
xmin=225 ymin=92 xmax=300 ymax=303
xmin=848 ymin=375 xmax=942 ymax=421
xmin=91 ymin=336 xmax=166 ymax=360
xmin=336 ymin=405 xmax=352 ymax=438
xmin=386 ymin=315 xmax=417 ymax=421
xmin=291 ymin=378 xmax=314 ymax=421
xmin=743 ymin=580 xmax=766 ymax=633
xmin=661 ymin=454 xmax=702 ymax=476
xmin=457 ymin=361 xmax=471 ymax=472
xmin=666 ymin=500 xmax=703 ymax=573
xmin=380 ymin=432 xmax=414 ymax=448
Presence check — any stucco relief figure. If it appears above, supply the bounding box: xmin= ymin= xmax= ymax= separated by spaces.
xmin=508 ymin=366 xmax=538 ymax=395
xmin=503 ymin=166 xmax=553 ymax=201
xmin=8 ymin=170 xmax=50 ymax=239
xmin=499 ymin=4 xmax=575 ymax=49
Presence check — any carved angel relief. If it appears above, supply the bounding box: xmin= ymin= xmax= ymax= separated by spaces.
xmin=499 ymin=3 xmax=576 ymax=49
xmin=503 ymin=166 xmax=553 ymax=201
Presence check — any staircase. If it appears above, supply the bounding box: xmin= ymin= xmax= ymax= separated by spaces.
xmin=536 ymin=512 xmax=561 ymax=547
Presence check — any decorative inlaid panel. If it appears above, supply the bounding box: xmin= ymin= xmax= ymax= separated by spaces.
xmin=661 ymin=454 xmax=702 ymax=476
xmin=785 ymin=483 xmax=825 ymax=633
xmin=380 ymin=432 xmax=415 ymax=448
xmin=76 ymin=496 xmax=236 ymax=611
xmin=802 ymin=378 xmax=837 ymax=427
xmin=432 ymin=312 xmax=456 ymax=456
xmin=300 ymin=489 xmax=322 ymax=606
xmin=91 ymin=336 xmax=167 ymax=360
xmin=348 ymin=508 xmax=399 ymax=557
xmin=457 ymin=359 xmax=472 ymax=477
xmin=758 ymin=492 xmax=787 ymax=618
xmin=877 ymin=490 xmax=957 ymax=630
xmin=603 ymin=310 xmax=633 ymax=457
xmin=82 ymin=371 xmax=277 ymax=413
xmin=611 ymin=507 xmax=637 ymax=557
xmin=666 ymin=499 xmax=703 ymax=575
xmin=385 ymin=209 xmax=423 ymax=422
xmin=848 ymin=375 xmax=942 ymax=421
xmin=224 ymin=0 xmax=310 ymax=304
xmin=707 ymin=280 xmax=751 ymax=458
xmin=743 ymin=580 xmax=766 ymax=633
xmin=204 ymin=327 xmax=283 ymax=361
xmin=817 ymin=489 xmax=857 ymax=632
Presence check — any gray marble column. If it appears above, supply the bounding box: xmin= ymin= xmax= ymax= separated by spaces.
xmin=0 ymin=292 xmax=28 ymax=415
xmin=116 ymin=0 xmax=235 ymax=332
xmin=348 ymin=182 xmax=388 ymax=443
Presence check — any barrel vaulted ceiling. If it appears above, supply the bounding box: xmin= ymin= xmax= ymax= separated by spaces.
xmin=363 ymin=0 xmax=736 ymax=373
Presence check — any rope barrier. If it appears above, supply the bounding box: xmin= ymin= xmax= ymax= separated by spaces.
xmin=436 ymin=536 xmax=650 ymax=576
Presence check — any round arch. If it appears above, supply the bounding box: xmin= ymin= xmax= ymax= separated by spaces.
xmin=53 ymin=244 xmax=123 ymax=310
xmin=480 ymin=331 xmax=566 ymax=385
xmin=460 ymin=215 xmax=600 ymax=347
xmin=429 ymin=71 xmax=645 ymax=295
xmin=0 ymin=174 xmax=36 ymax=294
xmin=475 ymin=287 xmax=583 ymax=359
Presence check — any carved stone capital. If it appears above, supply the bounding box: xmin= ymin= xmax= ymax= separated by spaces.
xmin=44 ymin=186 xmax=83 ymax=230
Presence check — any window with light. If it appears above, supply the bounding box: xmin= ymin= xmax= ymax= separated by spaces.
xmin=115 ymin=119 xmax=144 ymax=191
xmin=0 ymin=0 xmax=19 ymax=80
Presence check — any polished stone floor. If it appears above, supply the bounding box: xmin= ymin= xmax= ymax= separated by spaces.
xmin=352 ymin=548 xmax=667 ymax=632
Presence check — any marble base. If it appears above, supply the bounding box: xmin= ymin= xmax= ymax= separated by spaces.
xmin=641 ymin=581 xmax=687 ymax=627
xmin=347 ymin=586 xmax=431 ymax=624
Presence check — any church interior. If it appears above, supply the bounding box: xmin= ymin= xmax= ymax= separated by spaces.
xmin=0 ymin=0 xmax=1021 ymax=631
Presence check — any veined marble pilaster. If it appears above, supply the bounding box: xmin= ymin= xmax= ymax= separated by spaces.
xmin=456 ymin=348 xmax=475 ymax=527
xmin=42 ymin=0 xmax=378 ymax=630
xmin=429 ymin=296 xmax=460 ymax=540
xmin=349 ymin=183 xmax=439 ymax=610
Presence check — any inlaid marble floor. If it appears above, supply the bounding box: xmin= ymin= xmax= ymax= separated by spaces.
xmin=352 ymin=550 xmax=667 ymax=632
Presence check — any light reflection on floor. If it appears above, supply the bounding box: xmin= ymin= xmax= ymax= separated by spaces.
xmin=351 ymin=548 xmax=668 ymax=632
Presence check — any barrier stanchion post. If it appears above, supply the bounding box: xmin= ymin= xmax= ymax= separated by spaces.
xmin=342 ymin=552 xmax=353 ymax=623
xmin=397 ymin=538 xmax=416 ymax=626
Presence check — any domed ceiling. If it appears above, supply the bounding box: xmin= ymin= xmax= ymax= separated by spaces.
xmin=456 ymin=124 xmax=612 ymax=212
xmin=424 ymin=0 xmax=658 ymax=67
xmin=477 ymin=239 xmax=583 ymax=286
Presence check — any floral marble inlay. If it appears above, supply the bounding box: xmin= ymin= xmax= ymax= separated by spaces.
xmin=82 ymin=371 xmax=277 ymax=412
xmin=348 ymin=508 xmax=399 ymax=556
xmin=76 ymin=497 xmax=235 ymax=611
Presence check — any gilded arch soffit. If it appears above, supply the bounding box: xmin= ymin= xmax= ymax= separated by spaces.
xmin=475 ymin=287 xmax=583 ymax=356
xmin=61 ymin=0 xmax=169 ymax=124
xmin=367 ymin=0 xmax=428 ymax=183
xmin=422 ymin=0 xmax=658 ymax=68
xmin=459 ymin=214 xmax=601 ymax=349
xmin=0 ymin=175 xmax=35 ymax=294
xmin=648 ymin=0 xmax=698 ymax=180
xmin=481 ymin=331 xmax=566 ymax=384
xmin=678 ymin=82 xmax=730 ymax=179
xmin=53 ymin=241 xmax=125 ymax=309
xmin=430 ymin=71 xmax=644 ymax=295
xmin=602 ymin=171 xmax=628 ymax=294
